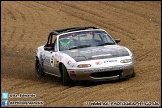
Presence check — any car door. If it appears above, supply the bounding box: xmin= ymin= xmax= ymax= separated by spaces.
xmin=43 ymin=37 xmax=61 ymax=77
xmin=43 ymin=33 xmax=56 ymax=74
xmin=48 ymin=39 xmax=61 ymax=77
xmin=43 ymin=50 xmax=53 ymax=73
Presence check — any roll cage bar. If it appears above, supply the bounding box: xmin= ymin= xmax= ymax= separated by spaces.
xmin=49 ymin=26 xmax=99 ymax=35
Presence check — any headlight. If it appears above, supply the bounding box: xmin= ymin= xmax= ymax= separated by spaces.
xmin=77 ymin=64 xmax=91 ymax=68
xmin=120 ymin=59 xmax=131 ymax=63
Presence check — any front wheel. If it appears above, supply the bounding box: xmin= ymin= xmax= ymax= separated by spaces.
xmin=35 ymin=58 xmax=45 ymax=78
xmin=62 ymin=65 xmax=73 ymax=86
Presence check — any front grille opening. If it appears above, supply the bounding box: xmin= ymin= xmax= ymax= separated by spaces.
xmin=90 ymin=70 xmax=123 ymax=78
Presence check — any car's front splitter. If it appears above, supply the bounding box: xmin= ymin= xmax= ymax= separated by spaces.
xmin=67 ymin=64 xmax=134 ymax=81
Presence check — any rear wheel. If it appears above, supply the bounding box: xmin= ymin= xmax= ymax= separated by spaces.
xmin=35 ymin=58 xmax=45 ymax=78
xmin=132 ymin=71 xmax=136 ymax=77
xmin=62 ymin=65 xmax=73 ymax=86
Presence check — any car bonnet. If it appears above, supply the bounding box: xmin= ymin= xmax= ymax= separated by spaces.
xmin=60 ymin=45 xmax=130 ymax=62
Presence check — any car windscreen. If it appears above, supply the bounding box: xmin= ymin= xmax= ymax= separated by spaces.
xmin=59 ymin=30 xmax=115 ymax=51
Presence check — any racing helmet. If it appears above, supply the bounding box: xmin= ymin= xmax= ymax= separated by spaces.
xmin=60 ymin=38 xmax=71 ymax=45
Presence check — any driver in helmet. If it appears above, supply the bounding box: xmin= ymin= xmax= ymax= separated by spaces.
xmin=59 ymin=37 xmax=71 ymax=51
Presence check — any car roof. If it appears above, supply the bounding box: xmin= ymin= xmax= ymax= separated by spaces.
xmin=49 ymin=26 xmax=100 ymax=36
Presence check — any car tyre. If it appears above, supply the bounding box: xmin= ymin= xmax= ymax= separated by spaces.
xmin=35 ymin=58 xmax=45 ymax=78
xmin=132 ymin=71 xmax=136 ymax=77
xmin=62 ymin=65 xmax=73 ymax=86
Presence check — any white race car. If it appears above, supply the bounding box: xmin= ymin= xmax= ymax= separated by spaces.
xmin=35 ymin=26 xmax=135 ymax=85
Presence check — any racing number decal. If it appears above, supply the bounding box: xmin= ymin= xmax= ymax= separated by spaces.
xmin=54 ymin=59 xmax=57 ymax=67
xmin=50 ymin=56 xmax=59 ymax=67
xmin=53 ymin=55 xmax=63 ymax=67
xmin=53 ymin=58 xmax=59 ymax=68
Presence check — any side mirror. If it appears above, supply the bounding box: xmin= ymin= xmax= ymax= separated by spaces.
xmin=44 ymin=46 xmax=53 ymax=51
xmin=115 ymin=39 xmax=120 ymax=44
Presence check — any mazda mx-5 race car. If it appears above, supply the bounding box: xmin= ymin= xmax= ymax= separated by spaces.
xmin=35 ymin=26 xmax=135 ymax=85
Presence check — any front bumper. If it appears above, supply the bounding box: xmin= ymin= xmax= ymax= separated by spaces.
xmin=67 ymin=64 xmax=134 ymax=81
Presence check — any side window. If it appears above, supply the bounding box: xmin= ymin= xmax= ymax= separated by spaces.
xmin=46 ymin=35 xmax=54 ymax=47
xmin=45 ymin=34 xmax=57 ymax=51
xmin=46 ymin=35 xmax=52 ymax=47
xmin=52 ymin=35 xmax=56 ymax=44
xmin=54 ymin=39 xmax=58 ymax=52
